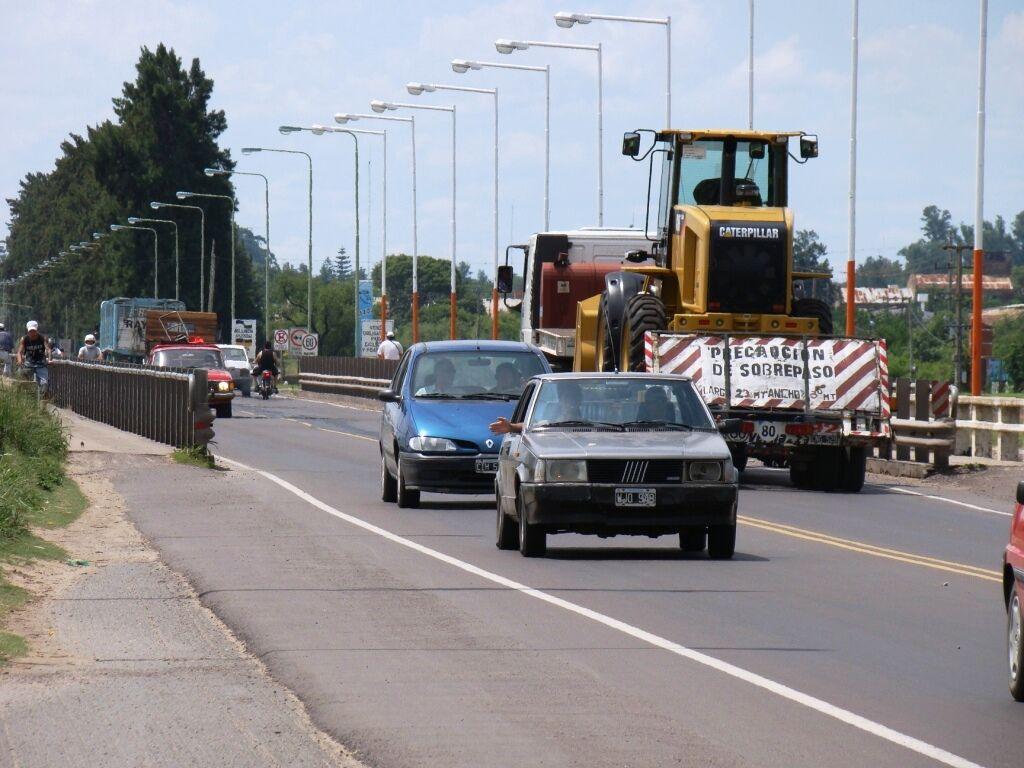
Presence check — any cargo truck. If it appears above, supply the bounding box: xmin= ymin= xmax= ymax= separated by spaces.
xmin=99 ymin=298 xmax=219 ymax=363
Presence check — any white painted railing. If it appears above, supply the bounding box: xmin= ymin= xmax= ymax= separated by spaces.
xmin=955 ymin=395 xmax=1024 ymax=461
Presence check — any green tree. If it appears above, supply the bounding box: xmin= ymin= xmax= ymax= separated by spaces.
xmin=793 ymin=229 xmax=829 ymax=271
xmin=856 ymin=255 xmax=906 ymax=288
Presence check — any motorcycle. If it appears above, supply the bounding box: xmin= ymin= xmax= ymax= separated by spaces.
xmin=257 ymin=369 xmax=275 ymax=400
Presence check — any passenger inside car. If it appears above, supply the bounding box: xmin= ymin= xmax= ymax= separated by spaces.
xmin=638 ymin=386 xmax=676 ymax=422
xmin=493 ymin=362 xmax=522 ymax=394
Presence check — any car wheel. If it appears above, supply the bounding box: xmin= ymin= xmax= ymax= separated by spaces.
xmin=517 ymin=491 xmax=545 ymax=557
xmin=1009 ymin=583 xmax=1024 ymax=701
xmin=215 ymin=403 xmax=232 ymax=418
xmin=381 ymin=450 xmax=397 ymax=503
xmin=679 ymin=527 xmax=706 ymax=553
xmin=708 ymin=524 xmax=736 ymax=560
xmin=396 ymin=455 xmax=420 ymax=509
xmin=496 ymin=485 xmax=519 ymax=550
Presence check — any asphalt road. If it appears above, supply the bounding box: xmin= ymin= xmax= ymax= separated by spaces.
xmin=115 ymin=393 xmax=1022 ymax=768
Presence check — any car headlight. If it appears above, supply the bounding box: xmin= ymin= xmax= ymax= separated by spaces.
xmin=217 ymin=381 xmax=230 ymax=392
xmin=408 ymin=435 xmax=458 ymax=453
xmin=546 ymin=459 xmax=587 ymax=483
xmin=688 ymin=461 xmax=722 ymax=482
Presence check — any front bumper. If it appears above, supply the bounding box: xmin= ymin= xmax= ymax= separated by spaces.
xmin=208 ymin=389 xmax=235 ymax=404
xmin=401 ymin=452 xmax=498 ymax=494
xmin=520 ymin=482 xmax=737 ymax=534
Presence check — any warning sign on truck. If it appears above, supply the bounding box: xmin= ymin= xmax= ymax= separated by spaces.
xmin=646 ymin=334 xmax=888 ymax=414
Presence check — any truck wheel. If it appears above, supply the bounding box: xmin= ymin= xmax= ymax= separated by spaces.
xmin=813 ymin=448 xmax=843 ymax=491
xmin=679 ymin=527 xmax=706 ymax=552
xmin=620 ymin=293 xmax=667 ymax=371
xmin=790 ymin=462 xmax=812 ymax=488
xmin=708 ymin=524 xmax=736 ymax=559
xmin=396 ymin=456 xmax=420 ymax=509
xmin=517 ymin=493 xmax=546 ymax=557
xmin=730 ymin=445 xmax=748 ymax=473
xmin=791 ymin=298 xmax=833 ymax=335
xmin=596 ymin=294 xmax=616 ymax=372
xmin=841 ymin=447 xmax=867 ymax=493
xmin=496 ymin=486 xmax=519 ymax=550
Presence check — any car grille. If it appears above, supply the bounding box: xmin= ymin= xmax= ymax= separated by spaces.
xmin=586 ymin=459 xmax=684 ymax=484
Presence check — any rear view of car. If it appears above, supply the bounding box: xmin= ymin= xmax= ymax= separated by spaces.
xmin=1005 ymin=480 xmax=1024 ymax=701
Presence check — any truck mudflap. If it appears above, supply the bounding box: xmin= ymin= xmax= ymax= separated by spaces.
xmin=645 ymin=331 xmax=891 ymax=448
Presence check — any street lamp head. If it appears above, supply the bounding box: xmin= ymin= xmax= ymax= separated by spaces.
xmin=175 ymin=191 xmax=190 ymax=200
xmin=241 ymin=147 xmax=262 ymax=154
xmin=109 ymin=224 xmax=123 ymax=231
xmin=451 ymin=59 xmax=481 ymax=73
xmin=92 ymin=232 xmax=104 ymax=240
xmin=204 ymin=167 xmax=228 ymax=177
xmin=495 ymin=39 xmax=527 ymax=54
xmin=406 ymin=82 xmax=435 ymax=96
xmin=127 ymin=217 xmax=140 ymax=224
xmin=370 ymin=100 xmax=395 ymax=113
xmin=150 ymin=201 xmax=163 ymax=210
xmin=278 ymin=125 xmax=303 ymax=135
xmin=334 ymin=113 xmax=359 ymax=124
xmin=310 ymin=124 xmax=330 ymax=135
xmin=554 ymin=11 xmax=590 ymax=27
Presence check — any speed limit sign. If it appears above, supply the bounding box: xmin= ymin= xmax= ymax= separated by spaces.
xmin=300 ymin=332 xmax=319 ymax=356
xmin=273 ymin=329 xmax=288 ymax=351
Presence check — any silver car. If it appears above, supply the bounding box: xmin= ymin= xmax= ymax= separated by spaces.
xmin=495 ymin=373 xmax=739 ymax=558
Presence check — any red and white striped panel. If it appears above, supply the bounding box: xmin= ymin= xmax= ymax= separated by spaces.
xmin=729 ymin=337 xmax=806 ymax=409
xmin=648 ymin=334 xmax=727 ymax=405
xmin=930 ymin=381 xmax=951 ymax=418
xmin=878 ymin=340 xmax=891 ymax=420
xmin=810 ymin=339 xmax=883 ymax=413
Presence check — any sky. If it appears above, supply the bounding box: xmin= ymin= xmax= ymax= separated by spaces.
xmin=2 ymin=0 xmax=1022 ymax=282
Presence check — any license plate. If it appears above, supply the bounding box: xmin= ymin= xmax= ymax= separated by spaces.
xmin=475 ymin=458 xmax=499 ymax=474
xmin=615 ymin=488 xmax=656 ymax=507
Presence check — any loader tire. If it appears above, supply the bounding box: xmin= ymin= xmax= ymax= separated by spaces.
xmin=596 ymin=293 xmax=616 ymax=372
xmin=791 ymin=297 xmax=833 ymax=336
xmin=621 ymin=294 xmax=667 ymax=371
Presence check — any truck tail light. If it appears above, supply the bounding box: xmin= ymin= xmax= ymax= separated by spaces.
xmin=785 ymin=423 xmax=814 ymax=436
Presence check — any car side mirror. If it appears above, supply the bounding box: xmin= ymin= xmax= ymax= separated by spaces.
xmin=717 ymin=418 xmax=743 ymax=434
xmin=799 ymin=134 xmax=819 ymax=159
xmin=1017 ymin=480 xmax=1024 ymax=505
xmin=378 ymin=389 xmax=401 ymax=403
xmin=497 ymin=264 xmax=514 ymax=294
xmin=622 ymin=131 xmax=641 ymax=157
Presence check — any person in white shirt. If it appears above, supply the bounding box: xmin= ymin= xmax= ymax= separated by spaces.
xmin=377 ymin=331 xmax=403 ymax=360
xmin=77 ymin=334 xmax=104 ymax=362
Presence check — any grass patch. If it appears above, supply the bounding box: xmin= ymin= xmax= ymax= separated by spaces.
xmin=172 ymin=445 xmax=217 ymax=469
xmin=30 ymin=479 xmax=88 ymax=530
xmin=0 ymin=632 xmax=28 ymax=663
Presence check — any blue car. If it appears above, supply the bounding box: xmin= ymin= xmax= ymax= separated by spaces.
xmin=378 ymin=340 xmax=551 ymax=507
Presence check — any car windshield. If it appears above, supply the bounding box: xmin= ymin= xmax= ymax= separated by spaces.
xmin=153 ymin=348 xmax=223 ymax=369
xmin=410 ymin=350 xmax=546 ymax=399
xmin=528 ymin=378 xmax=713 ymax=430
xmin=221 ymin=348 xmax=249 ymax=363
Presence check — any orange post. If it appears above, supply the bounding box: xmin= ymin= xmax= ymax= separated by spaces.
xmin=491 ymin=288 xmax=499 ymax=340
xmin=412 ymin=292 xmax=420 ymax=344
xmin=450 ymin=292 xmax=457 ymax=340
xmin=845 ymin=260 xmax=856 ymax=336
xmin=971 ymin=249 xmax=983 ymax=394
xmin=380 ymin=294 xmax=388 ymax=343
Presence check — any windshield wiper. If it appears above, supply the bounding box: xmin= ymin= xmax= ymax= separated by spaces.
xmin=622 ymin=420 xmax=695 ymax=431
xmin=414 ymin=392 xmax=457 ymax=399
xmin=537 ymin=419 xmax=624 ymax=431
xmin=455 ymin=393 xmax=518 ymax=401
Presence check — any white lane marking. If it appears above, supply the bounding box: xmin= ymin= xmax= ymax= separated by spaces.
xmin=275 ymin=394 xmax=376 ymax=413
xmin=886 ymin=486 xmax=1012 ymax=517
xmin=220 ymin=454 xmax=985 ymax=768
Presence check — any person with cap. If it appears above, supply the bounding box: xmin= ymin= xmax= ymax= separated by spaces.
xmin=15 ymin=321 xmax=51 ymax=392
xmin=0 ymin=322 xmax=13 ymax=377
xmin=77 ymin=333 xmax=104 ymax=362
xmin=376 ymin=331 xmax=403 ymax=361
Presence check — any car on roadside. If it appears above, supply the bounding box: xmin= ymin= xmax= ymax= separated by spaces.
xmin=1004 ymin=480 xmax=1024 ymax=701
xmin=148 ymin=342 xmax=236 ymax=418
xmin=494 ymin=373 xmax=739 ymax=558
xmin=217 ymin=344 xmax=253 ymax=397
xmin=378 ymin=340 xmax=550 ymax=508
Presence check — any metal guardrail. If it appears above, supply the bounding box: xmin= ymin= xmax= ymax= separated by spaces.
xmin=299 ymin=356 xmax=399 ymax=380
xmin=49 ymin=360 xmax=214 ymax=448
xmin=299 ymin=372 xmax=389 ymax=399
xmin=872 ymin=378 xmax=957 ymax=473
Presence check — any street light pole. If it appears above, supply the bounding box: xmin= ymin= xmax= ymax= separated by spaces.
xmin=971 ymin=0 xmax=988 ymax=396
xmin=206 ymin=168 xmax=272 ymax=344
xmin=177 ymin=191 xmax=236 ymax=336
xmin=128 ymin=217 xmax=179 ymax=300
xmin=242 ymin=147 xmax=313 ymax=333
xmin=496 ymin=38 xmax=602 ymax=225
xmin=151 ymin=202 xmax=204 ymax=309
xmin=845 ymin=0 xmax=859 ymax=337
xmin=452 ymin=59 xmax=549 ymax=231
xmin=553 ymin=11 xmax=671 ymax=128
xmin=409 ymin=82 xmax=501 ymax=338
xmin=110 ymin=224 xmax=159 ymax=298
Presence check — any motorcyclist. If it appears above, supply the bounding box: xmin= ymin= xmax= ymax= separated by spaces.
xmin=252 ymin=341 xmax=280 ymax=394
xmin=0 ymin=322 xmax=13 ymax=377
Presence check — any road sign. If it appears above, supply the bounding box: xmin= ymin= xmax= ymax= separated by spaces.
xmin=360 ymin=319 xmax=394 ymax=358
xmin=232 ymin=319 xmax=257 ymax=359
xmin=273 ymin=329 xmax=289 ymax=352
xmin=300 ymin=332 xmax=319 ymax=356
xmin=288 ymin=327 xmax=308 ymax=355
xmin=359 ymin=279 xmax=374 ymax=320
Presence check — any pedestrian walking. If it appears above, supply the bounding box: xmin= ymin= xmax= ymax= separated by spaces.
xmin=15 ymin=321 xmax=51 ymax=394
xmin=377 ymin=331 xmax=403 ymax=360
xmin=77 ymin=333 xmax=104 ymax=362
xmin=0 ymin=322 xmax=13 ymax=377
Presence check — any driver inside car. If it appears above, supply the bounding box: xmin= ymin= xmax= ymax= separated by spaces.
xmin=415 ymin=358 xmax=456 ymax=396
xmin=493 ymin=381 xmax=584 ymax=434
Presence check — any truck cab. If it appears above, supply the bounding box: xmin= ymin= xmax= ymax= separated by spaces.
xmin=500 ymin=229 xmax=650 ymax=368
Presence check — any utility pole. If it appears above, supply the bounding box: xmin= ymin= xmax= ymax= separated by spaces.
xmin=943 ymin=238 xmax=971 ymax=386
xmin=906 ymin=297 xmax=914 ymax=377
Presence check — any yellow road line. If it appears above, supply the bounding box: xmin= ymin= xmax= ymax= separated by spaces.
xmin=738 ymin=515 xmax=1001 ymax=583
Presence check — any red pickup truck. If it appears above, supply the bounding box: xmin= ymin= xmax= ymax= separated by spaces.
xmin=147 ymin=342 xmax=236 ymax=418
xmin=1006 ymin=480 xmax=1024 ymax=701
